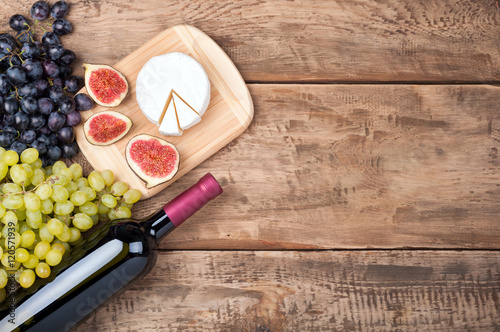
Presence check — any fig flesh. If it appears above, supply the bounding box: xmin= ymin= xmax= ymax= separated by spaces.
xmin=83 ymin=111 xmax=132 ymax=145
xmin=83 ymin=63 xmax=128 ymax=107
xmin=125 ymin=134 xmax=180 ymax=188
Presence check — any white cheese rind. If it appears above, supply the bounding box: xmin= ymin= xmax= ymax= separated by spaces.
xmin=136 ymin=52 xmax=210 ymax=130
xmin=158 ymin=96 xmax=183 ymax=136
xmin=174 ymin=93 xmax=201 ymax=130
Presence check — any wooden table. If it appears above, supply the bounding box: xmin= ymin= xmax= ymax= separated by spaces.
xmin=5 ymin=0 xmax=500 ymax=330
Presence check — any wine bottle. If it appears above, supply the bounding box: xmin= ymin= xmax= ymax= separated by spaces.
xmin=0 ymin=173 xmax=223 ymax=332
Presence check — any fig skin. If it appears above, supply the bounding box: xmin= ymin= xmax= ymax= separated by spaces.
xmin=83 ymin=110 xmax=132 ymax=146
xmin=83 ymin=63 xmax=128 ymax=107
xmin=125 ymin=134 xmax=180 ymax=189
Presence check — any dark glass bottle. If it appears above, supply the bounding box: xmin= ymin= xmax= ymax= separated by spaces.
xmin=0 ymin=173 xmax=223 ymax=332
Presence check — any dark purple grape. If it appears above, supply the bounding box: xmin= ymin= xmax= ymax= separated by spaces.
xmin=52 ymin=18 xmax=72 ymax=36
xmin=34 ymin=79 xmax=49 ymax=96
xmin=16 ymin=31 xmax=35 ymax=44
xmin=37 ymin=97 xmax=54 ymax=115
xmin=0 ymin=57 xmax=10 ymax=72
xmin=56 ymin=126 xmax=74 ymax=143
xmin=74 ymin=93 xmax=93 ymax=111
xmin=0 ymin=38 xmax=15 ymax=54
xmin=41 ymin=32 xmax=60 ymax=46
xmin=0 ymin=33 xmax=17 ymax=49
xmin=52 ymin=77 xmax=64 ymax=87
xmin=47 ymin=111 xmax=66 ymax=131
xmin=20 ymin=97 xmax=38 ymax=114
xmin=49 ymin=85 xmax=65 ymax=103
xmin=42 ymin=60 xmax=59 ymax=78
xmin=14 ymin=111 xmax=30 ymax=130
xmin=20 ymin=130 xmax=37 ymax=144
xmin=22 ymin=58 xmax=44 ymax=81
xmin=6 ymin=65 xmax=27 ymax=86
xmin=0 ymin=74 xmax=12 ymax=95
xmin=58 ymin=65 xmax=72 ymax=78
xmin=9 ymin=15 xmax=29 ymax=32
xmin=9 ymin=141 xmax=28 ymax=155
xmin=47 ymin=44 xmax=64 ymax=61
xmin=31 ymin=1 xmax=50 ymax=20
xmin=3 ymin=97 xmax=18 ymax=114
xmin=21 ymin=42 xmax=40 ymax=59
xmin=50 ymin=1 xmax=69 ymax=18
xmin=48 ymin=133 xmax=58 ymax=146
xmin=34 ymin=41 xmax=46 ymax=55
xmin=37 ymin=126 xmax=51 ymax=136
xmin=9 ymin=55 xmax=23 ymax=67
xmin=31 ymin=139 xmax=47 ymax=154
xmin=65 ymin=111 xmax=81 ymax=126
xmin=47 ymin=145 xmax=62 ymax=159
xmin=19 ymin=83 xmax=38 ymax=97
xmin=29 ymin=113 xmax=46 ymax=130
xmin=61 ymin=141 xmax=78 ymax=158
xmin=64 ymin=75 xmax=83 ymax=93
xmin=2 ymin=114 xmax=14 ymax=126
xmin=0 ymin=132 xmax=15 ymax=148
xmin=37 ymin=134 xmax=50 ymax=144
xmin=58 ymin=95 xmax=75 ymax=114
xmin=3 ymin=126 xmax=17 ymax=136
xmin=58 ymin=49 xmax=75 ymax=66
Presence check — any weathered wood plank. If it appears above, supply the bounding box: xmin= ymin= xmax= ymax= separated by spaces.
xmin=73 ymin=250 xmax=500 ymax=332
xmin=116 ymin=84 xmax=500 ymax=250
xmin=2 ymin=0 xmax=500 ymax=82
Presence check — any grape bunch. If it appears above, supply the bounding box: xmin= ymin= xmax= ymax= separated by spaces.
xmin=0 ymin=1 xmax=94 ymax=167
xmin=0 ymin=147 xmax=141 ymax=295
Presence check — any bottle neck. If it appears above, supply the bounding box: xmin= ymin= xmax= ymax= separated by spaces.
xmin=141 ymin=173 xmax=223 ymax=243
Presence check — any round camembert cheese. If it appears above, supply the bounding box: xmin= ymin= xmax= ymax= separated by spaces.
xmin=135 ymin=52 xmax=211 ymax=136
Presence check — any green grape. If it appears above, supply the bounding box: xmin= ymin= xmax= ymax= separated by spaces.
xmin=2 ymin=183 xmax=22 ymax=195
xmin=3 ymin=150 xmax=19 ymax=166
xmin=39 ymin=224 xmax=54 ymax=243
xmin=45 ymin=166 xmax=52 ymax=176
xmin=75 ymin=178 xmax=88 ymax=189
xmin=111 ymin=181 xmax=129 ymax=196
xmin=123 ymin=189 xmax=141 ymax=204
xmin=72 ymin=213 xmax=93 ymax=231
xmin=54 ymin=201 xmax=74 ymax=215
xmin=22 ymin=254 xmax=39 ymax=269
xmin=59 ymin=168 xmax=74 ymax=181
xmin=68 ymin=227 xmax=81 ymax=243
xmin=18 ymin=221 xmax=30 ymax=235
xmin=88 ymin=172 xmax=105 ymax=191
xmin=107 ymin=209 xmax=118 ymax=220
xmin=15 ymin=248 xmax=29 ymax=263
xmin=66 ymin=181 xmax=78 ymax=195
xmin=0 ymin=205 xmax=5 ymax=219
xmin=31 ymin=169 xmax=45 ymax=186
xmin=2 ymin=195 xmax=24 ymax=210
xmin=35 ymin=262 xmax=51 ymax=278
xmin=20 ymin=148 xmax=39 ymax=164
xmin=22 ymin=164 xmax=34 ymax=179
xmin=97 ymin=203 xmax=110 ymax=214
xmin=40 ymin=199 xmax=54 ymax=215
xmin=26 ymin=210 xmax=42 ymax=229
xmin=19 ymin=269 xmax=35 ymax=288
xmin=24 ymin=192 xmax=41 ymax=212
xmin=6 ymin=232 xmax=22 ymax=249
xmin=35 ymin=183 xmax=53 ymax=200
xmin=21 ymin=230 xmax=35 ymax=248
xmin=69 ymin=163 xmax=83 ymax=181
xmin=15 ymin=208 xmax=26 ymax=221
xmin=34 ymin=241 xmax=51 ymax=260
xmin=79 ymin=201 xmax=98 ymax=216
xmin=55 ymin=214 xmax=71 ymax=226
xmin=30 ymin=158 xmax=43 ymax=169
xmin=98 ymin=213 xmax=110 ymax=222
xmin=114 ymin=206 xmax=132 ymax=219
xmin=51 ymin=185 xmax=69 ymax=203
xmin=46 ymin=174 xmax=70 ymax=187
xmin=52 ymin=161 xmax=67 ymax=175
xmin=56 ymin=225 xmax=71 ymax=242
xmin=0 ymin=161 xmax=8 ymax=181
xmin=45 ymin=249 xmax=63 ymax=266
xmin=101 ymin=169 xmax=115 ymax=186
xmin=53 ymin=239 xmax=71 ymax=253
xmin=51 ymin=243 xmax=66 ymax=255
xmin=101 ymin=194 xmax=117 ymax=208
xmin=90 ymin=213 xmax=99 ymax=225
xmin=80 ymin=187 xmax=96 ymax=202
xmin=10 ymin=164 xmax=28 ymax=185
xmin=2 ymin=212 xmax=18 ymax=230
xmin=47 ymin=218 xmax=63 ymax=236
xmin=0 ymin=269 xmax=7 ymax=288
xmin=70 ymin=191 xmax=87 ymax=206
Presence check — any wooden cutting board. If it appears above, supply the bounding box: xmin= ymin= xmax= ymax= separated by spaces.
xmin=74 ymin=25 xmax=254 ymax=199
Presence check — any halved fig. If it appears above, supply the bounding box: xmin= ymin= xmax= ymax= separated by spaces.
xmin=83 ymin=63 xmax=128 ymax=107
xmin=125 ymin=134 xmax=180 ymax=188
xmin=83 ymin=111 xmax=132 ymax=145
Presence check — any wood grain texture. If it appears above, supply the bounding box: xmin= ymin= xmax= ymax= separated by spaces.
xmin=73 ymin=250 xmax=500 ymax=332
xmin=104 ymin=84 xmax=500 ymax=250
xmin=2 ymin=0 xmax=500 ymax=83
xmin=74 ymin=25 xmax=253 ymax=198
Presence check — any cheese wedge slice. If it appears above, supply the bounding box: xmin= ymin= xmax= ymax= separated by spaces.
xmin=136 ymin=52 xmax=210 ymax=128
xmin=158 ymin=92 xmax=183 ymax=136
xmin=173 ymin=91 xmax=201 ymax=130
